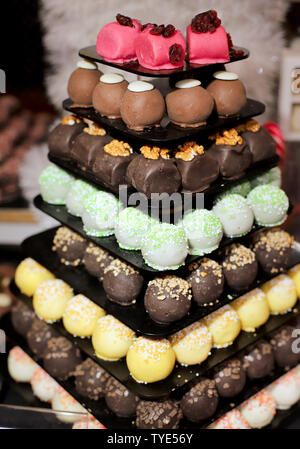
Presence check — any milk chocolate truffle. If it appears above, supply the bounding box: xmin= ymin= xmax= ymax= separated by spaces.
xmin=222 ymin=244 xmax=258 ymax=291
xmin=120 ymin=81 xmax=165 ymax=130
xmin=207 ymin=71 xmax=247 ymax=117
xmin=144 ymin=276 xmax=192 ymax=324
xmin=136 ymin=400 xmax=182 ymax=429
xmin=67 ymin=59 xmax=102 ymax=106
xmin=105 ymin=377 xmax=140 ymax=418
xmin=103 ymin=259 xmax=144 ymax=306
xmin=74 ymin=358 xmax=110 ymax=400
xmin=26 ymin=318 xmax=58 ymax=358
xmin=270 ymin=325 xmax=300 ymax=368
xmin=126 ymin=146 xmax=181 ymax=198
xmin=83 ymin=242 xmax=114 ymax=280
xmin=52 ymin=226 xmax=87 ymax=267
xmin=48 ymin=116 xmax=85 ymax=160
xmin=43 ymin=337 xmax=82 ymax=380
xmin=174 ymin=141 xmax=219 ymax=192
xmin=214 ymin=359 xmax=246 ymax=398
xmin=92 ymin=73 xmax=128 ymax=118
xmin=243 ymin=340 xmax=274 ymax=380
xmin=11 ymin=301 xmax=35 ymax=337
xmin=236 ymin=120 xmax=276 ymax=163
xmin=166 ymin=79 xmax=214 ymax=127
xmin=208 ymin=128 xmax=252 ymax=180
xmin=180 ymin=379 xmax=219 ymax=423
xmin=187 ymin=258 xmax=224 ymax=306
xmin=253 ymin=229 xmax=294 ymax=274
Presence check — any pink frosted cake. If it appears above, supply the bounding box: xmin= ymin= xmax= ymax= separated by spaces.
xmin=96 ymin=14 xmax=141 ymax=63
xmin=135 ymin=24 xmax=186 ymax=70
xmin=187 ymin=10 xmax=230 ymax=65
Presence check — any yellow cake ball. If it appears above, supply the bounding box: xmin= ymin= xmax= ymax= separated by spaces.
xmin=92 ymin=314 xmax=135 ymax=361
xmin=15 ymin=258 xmax=55 ymax=297
xmin=232 ymin=288 xmax=270 ymax=332
xmin=126 ymin=337 xmax=175 ymax=383
xmin=33 ymin=279 xmax=73 ymax=323
xmin=288 ymin=264 xmax=300 ymax=297
xmin=63 ymin=294 xmax=105 ymax=338
xmin=262 ymin=274 xmax=298 ymax=315
xmin=203 ymin=304 xmax=241 ymax=348
xmin=169 ymin=321 xmax=212 ymax=366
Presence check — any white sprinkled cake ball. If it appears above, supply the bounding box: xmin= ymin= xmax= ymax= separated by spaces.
xmin=66 ymin=180 xmax=97 ymax=217
xmin=39 ymin=164 xmax=74 ymax=205
xmin=267 ymin=370 xmax=300 ymax=410
xmin=8 ymin=346 xmax=38 ymax=382
xmin=250 ymin=167 xmax=282 ymax=189
xmin=31 ymin=367 xmax=59 ymax=402
xmin=208 ymin=409 xmax=251 ymax=429
xmin=239 ymin=389 xmax=276 ymax=428
xmin=247 ymin=185 xmax=289 ymax=227
xmin=180 ymin=209 xmax=223 ymax=256
xmin=141 ymin=223 xmax=188 ymax=270
xmin=52 ymin=388 xmax=86 ymax=424
xmin=213 ymin=194 xmax=254 ymax=238
xmin=82 ymin=190 xmax=121 ymax=237
xmin=115 ymin=207 xmax=151 ymax=250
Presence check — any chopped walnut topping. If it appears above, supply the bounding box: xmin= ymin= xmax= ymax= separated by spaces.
xmin=175 ymin=141 xmax=204 ymax=161
xmin=104 ymin=139 xmax=132 ymax=157
xmin=209 ymin=128 xmax=243 ymax=146
xmin=254 ymin=229 xmax=294 ymax=252
xmin=236 ymin=119 xmax=261 ymax=134
xmin=61 ymin=115 xmax=82 ymax=126
xmin=140 ymin=145 xmax=170 ymax=160
xmin=83 ymin=120 xmax=106 ymax=136
xmin=223 ymin=244 xmax=256 ymax=270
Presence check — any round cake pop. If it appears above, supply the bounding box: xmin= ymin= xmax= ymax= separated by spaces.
xmin=43 ymin=336 xmax=82 ymax=380
xmin=82 ymin=190 xmax=121 ymax=237
xmin=63 ymin=294 xmax=105 ymax=337
xmin=33 ymin=279 xmax=73 ymax=323
xmin=31 ymin=367 xmax=59 ymax=402
xmin=180 ymin=379 xmax=219 ymax=423
xmin=67 ymin=59 xmax=101 ymax=106
xmin=250 ymin=167 xmax=281 ymax=189
xmin=7 ymin=346 xmax=38 ymax=382
xmin=214 ymin=179 xmax=252 ymax=205
xmin=52 ymin=227 xmax=87 ymax=267
xmin=144 ymin=276 xmax=192 ymax=324
xmin=115 ymin=207 xmax=151 ymax=250
xmin=221 ymin=244 xmax=258 ymax=291
xmin=27 ymin=318 xmax=59 ymax=358
xmin=92 ymin=314 xmax=135 ymax=361
xmin=92 ymin=73 xmax=128 ymax=118
xmin=214 ymin=358 xmax=246 ymax=398
xmin=52 ymin=388 xmax=86 ymax=424
xmin=203 ymin=304 xmax=241 ymax=348
xmin=267 ymin=370 xmax=300 ymax=410
xmin=208 ymin=409 xmax=251 ymax=429
xmin=105 ymin=377 xmax=140 ymax=418
xmin=213 ymin=194 xmax=254 ymax=238
xmin=169 ymin=320 xmax=212 ymax=366
xmin=187 ymin=258 xmax=224 ymax=306
xmin=126 ymin=337 xmax=175 ymax=383
xmin=15 ymin=258 xmax=55 ymax=297
xmin=83 ymin=242 xmax=114 ymax=281
xmin=207 ymin=71 xmax=247 ymax=117
xmin=65 ymin=179 xmax=97 ymax=217
xmin=39 ymin=164 xmax=74 ymax=205
xmin=136 ymin=400 xmax=182 ymax=429
xmin=141 ymin=222 xmax=188 ymax=270
xmin=247 ymin=185 xmax=289 ymax=227
xmin=288 ymin=264 xmax=300 ymax=297
xmin=253 ymin=229 xmax=294 ymax=274
xmin=11 ymin=301 xmax=35 ymax=337
xmin=270 ymin=325 xmax=300 ymax=368
xmin=239 ymin=389 xmax=276 ymax=428
xmin=74 ymin=358 xmax=110 ymax=400
xmin=232 ymin=288 xmax=270 ymax=333
xmin=243 ymin=340 xmax=274 ymax=380
xmin=262 ymin=274 xmax=297 ymax=315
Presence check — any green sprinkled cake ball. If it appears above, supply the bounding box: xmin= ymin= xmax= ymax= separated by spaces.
xmin=213 ymin=194 xmax=254 ymax=238
xmin=249 ymin=167 xmax=281 ymax=189
xmin=141 ymin=222 xmax=188 ymax=271
xmin=66 ymin=179 xmax=97 ymax=217
xmin=39 ymin=164 xmax=74 ymax=205
xmin=115 ymin=207 xmax=151 ymax=250
xmin=247 ymin=184 xmax=289 ymax=226
xmin=82 ymin=190 xmax=121 ymax=237
xmin=214 ymin=179 xmax=252 ymax=204
xmin=180 ymin=209 xmax=223 ymax=256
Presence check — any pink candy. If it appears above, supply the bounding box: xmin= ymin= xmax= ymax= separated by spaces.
xmin=187 ymin=24 xmax=229 ymax=65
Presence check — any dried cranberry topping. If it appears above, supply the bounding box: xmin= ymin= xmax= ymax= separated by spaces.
xmin=141 ymin=22 xmax=156 ymax=31
xmin=150 ymin=24 xmax=165 ymax=35
xmin=163 ymin=24 xmax=176 ymax=37
xmin=169 ymin=44 xmax=183 ymax=64
xmin=149 ymin=23 xmax=176 ymax=37
xmin=230 ymin=48 xmax=244 ymax=58
xmin=191 ymin=10 xmax=221 ymax=33
xmin=116 ymin=13 xmax=134 ymax=27
xmin=227 ymin=33 xmax=234 ymax=49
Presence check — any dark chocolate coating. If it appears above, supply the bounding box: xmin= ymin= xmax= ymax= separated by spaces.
xmin=103 ymin=260 xmax=144 ymax=306
xmin=53 ymin=227 xmax=87 ymax=266
xmin=243 ymin=340 xmax=274 ymax=380
xmin=70 ymin=131 xmax=112 ymax=171
xmin=105 ymin=377 xmax=140 ymax=418
xmin=208 ymin=141 xmax=252 ymax=180
xmin=74 ymin=358 xmax=110 ymax=400
xmin=136 ymin=400 xmax=182 ymax=429
xmin=206 ymin=78 xmax=247 ymax=117
xmin=253 ymin=230 xmax=293 ymax=275
xmin=187 ymin=259 xmax=224 ymax=306
xmin=43 ymin=337 xmax=82 ymax=380
xmin=11 ymin=301 xmax=35 ymax=337
xmin=144 ymin=276 xmax=191 ymax=324
xmin=126 ymin=154 xmax=181 ymax=198
xmin=180 ymin=379 xmax=219 ymax=423
xmin=241 ymin=127 xmax=276 ymax=163
xmin=83 ymin=243 xmax=114 ymax=280
xmin=67 ymin=67 xmax=102 ymax=106
xmin=26 ymin=318 xmax=58 ymax=358
xmin=176 ymin=152 xmax=219 ymax=192
xmin=222 ymin=245 xmax=258 ymax=291
xmin=214 ymin=358 xmax=246 ymax=398
xmin=270 ymin=325 xmax=300 ymax=368
xmin=48 ymin=122 xmax=85 ymax=160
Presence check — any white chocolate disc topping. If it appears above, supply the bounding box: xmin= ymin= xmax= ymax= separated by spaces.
xmin=213 ymin=71 xmax=239 ymax=81
xmin=175 ymin=79 xmax=201 ymax=89
xmin=77 ymin=59 xmax=98 ymax=70
xmin=100 ymin=73 xmax=124 ymax=84
xmin=128 ymin=80 xmax=154 ymax=92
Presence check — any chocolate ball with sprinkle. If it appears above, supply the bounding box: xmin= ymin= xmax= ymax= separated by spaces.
xmin=221 ymin=243 xmax=258 ymax=291
xmin=180 ymin=379 xmax=219 ymax=423
xmin=83 ymin=242 xmax=114 ymax=280
xmin=27 ymin=318 xmax=59 ymax=358
xmin=74 ymin=358 xmax=110 ymax=400
xmin=136 ymin=400 xmax=182 ymax=429
xmin=214 ymin=358 xmax=246 ymax=398
xmin=270 ymin=325 xmax=300 ymax=368
xmin=105 ymin=377 xmax=140 ymax=418
xmin=243 ymin=340 xmax=274 ymax=380
xmin=11 ymin=301 xmax=35 ymax=337
xmin=43 ymin=336 xmax=82 ymax=380
xmin=52 ymin=227 xmax=87 ymax=267
xmin=187 ymin=258 xmax=224 ymax=306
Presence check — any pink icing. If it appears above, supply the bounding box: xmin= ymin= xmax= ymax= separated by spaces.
xmin=135 ymin=27 xmax=186 ymax=70
xmin=96 ymin=19 xmax=141 ymax=63
xmin=187 ymin=24 xmax=229 ymax=65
